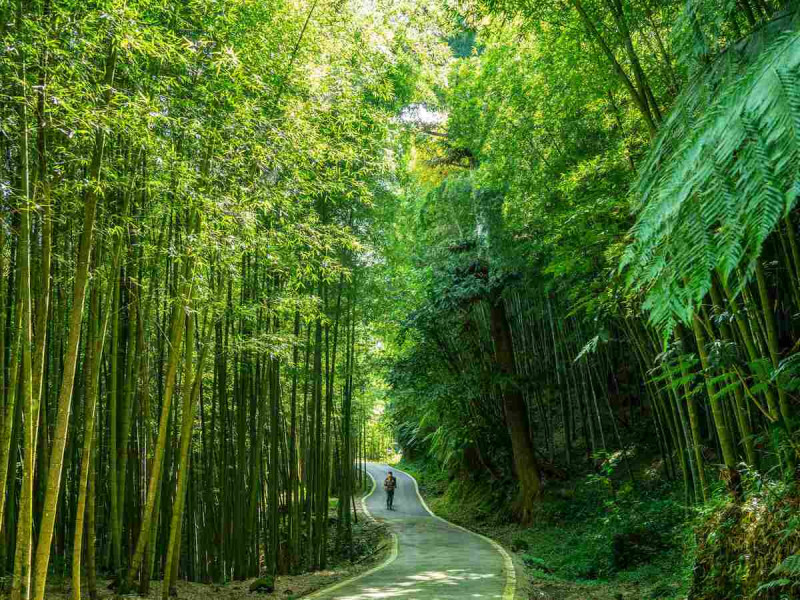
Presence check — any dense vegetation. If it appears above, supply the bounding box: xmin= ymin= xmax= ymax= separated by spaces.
xmin=379 ymin=0 xmax=800 ymax=598
xmin=2 ymin=0 xmax=800 ymax=598
xmin=0 ymin=0 xmax=427 ymax=597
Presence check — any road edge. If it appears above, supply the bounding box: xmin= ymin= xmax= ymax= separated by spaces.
xmin=304 ymin=469 xmax=399 ymax=599
xmin=360 ymin=468 xmax=377 ymax=521
xmin=392 ymin=465 xmax=518 ymax=600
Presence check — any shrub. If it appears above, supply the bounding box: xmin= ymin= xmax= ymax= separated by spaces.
xmin=249 ymin=576 xmax=275 ymax=594
xmin=511 ymin=535 xmax=530 ymax=552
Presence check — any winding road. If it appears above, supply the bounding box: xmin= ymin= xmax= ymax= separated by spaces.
xmin=308 ymin=463 xmax=515 ymax=600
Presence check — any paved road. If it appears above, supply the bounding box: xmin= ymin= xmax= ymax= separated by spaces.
xmin=309 ymin=462 xmax=512 ymax=600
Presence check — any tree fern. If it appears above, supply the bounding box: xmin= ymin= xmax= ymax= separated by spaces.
xmin=622 ymin=11 xmax=800 ymax=332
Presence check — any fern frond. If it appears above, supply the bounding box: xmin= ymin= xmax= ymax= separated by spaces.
xmin=772 ymin=554 xmax=800 ymax=577
xmin=622 ymin=24 xmax=800 ymax=333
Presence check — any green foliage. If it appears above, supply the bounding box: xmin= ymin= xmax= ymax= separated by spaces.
xmin=757 ymin=553 xmax=800 ymax=594
xmin=510 ymin=535 xmax=530 ymax=553
xmin=520 ymin=553 xmax=545 ymax=567
xmin=772 ymin=554 xmax=800 ymax=576
xmin=672 ymin=0 xmax=743 ymax=73
xmin=623 ymin=22 xmax=800 ymax=332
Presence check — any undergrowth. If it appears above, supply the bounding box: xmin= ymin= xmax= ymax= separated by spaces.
xmin=689 ymin=472 xmax=800 ymax=600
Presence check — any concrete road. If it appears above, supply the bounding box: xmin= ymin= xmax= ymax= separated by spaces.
xmin=308 ymin=462 xmax=514 ymax=600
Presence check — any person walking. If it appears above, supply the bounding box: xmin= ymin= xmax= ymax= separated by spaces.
xmin=384 ymin=471 xmax=397 ymax=510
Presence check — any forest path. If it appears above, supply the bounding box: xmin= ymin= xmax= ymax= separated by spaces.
xmin=308 ymin=462 xmax=515 ymax=600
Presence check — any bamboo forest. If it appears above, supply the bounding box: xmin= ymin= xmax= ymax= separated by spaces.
xmin=1 ymin=0 xmax=800 ymax=599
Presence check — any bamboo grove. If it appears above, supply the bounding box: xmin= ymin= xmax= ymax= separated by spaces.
xmin=0 ymin=0 xmax=422 ymax=597
xmin=385 ymin=0 xmax=800 ymax=524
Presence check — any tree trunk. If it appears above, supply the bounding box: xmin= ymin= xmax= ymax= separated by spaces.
xmin=11 ymin=89 xmax=35 ymax=599
xmin=488 ymin=299 xmax=541 ymax=524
